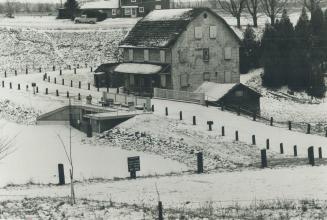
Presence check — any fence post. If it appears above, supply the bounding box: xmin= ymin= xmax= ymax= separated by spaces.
xmin=294 ymin=145 xmax=297 ymax=157
xmin=67 ymin=91 xmax=69 ymax=98
xmin=4 ymin=71 xmax=6 ymax=78
xmin=54 ymin=77 xmax=57 ymax=84
xmin=70 ymin=80 xmax=73 ymax=87
xmin=26 ymin=85 xmax=28 ymax=91
xmin=97 ymin=87 xmax=99 ymax=92
xmin=325 ymin=130 xmax=327 ymax=137
xmin=58 ymin=163 xmax=65 ymax=185
xmin=307 ymin=124 xmax=311 ymax=134
xmin=2 ymin=81 xmax=4 ymax=87
xmin=25 ymin=67 xmax=28 ymax=74
xmin=196 ymin=152 xmax=203 ymax=174
xmin=56 ymin=90 xmax=59 ymax=96
xmin=235 ymin=130 xmax=239 ymax=141
xmin=280 ymin=143 xmax=284 ymax=154
xmin=165 ymin=107 xmax=168 ymax=116
xmin=193 ymin=116 xmax=196 ymax=125
xmin=18 ymin=84 xmax=20 ymax=90
xmin=9 ymin=82 xmax=12 ymax=89
xmin=53 ymin=65 xmax=55 ymax=71
xmin=78 ymin=93 xmax=81 ymax=100
xmin=90 ymin=67 xmax=93 ymax=72
xmin=151 ymin=104 xmax=154 ymax=112
xmin=60 ymin=69 xmax=62 ymax=76
xmin=79 ymin=81 xmax=81 ymax=89
xmin=158 ymin=201 xmax=163 ymax=220
xmin=39 ymin=67 xmax=42 ymax=73
xmin=77 ymin=64 xmax=80 ymax=69
xmin=252 ymin=111 xmax=256 ymax=121
xmin=308 ymin=146 xmax=314 ymax=166
xmin=45 ymin=88 xmax=48 ymax=95
xmin=252 ymin=135 xmax=256 ymax=145
xmin=48 ymin=76 xmax=50 ymax=82
xmin=179 ymin=111 xmax=182 ymax=120
xmin=270 ymin=117 xmax=273 ymax=126
xmin=207 ymin=121 xmax=213 ymax=131
xmin=88 ymin=83 xmax=90 ymax=90
xmin=261 ymin=149 xmax=267 ymax=168
xmin=221 ymin=126 xmax=225 ymax=136
xmin=74 ymin=68 xmax=76 ymax=74
xmin=319 ymin=147 xmax=322 ymax=159
xmin=36 ymin=86 xmax=38 ymax=93
xmin=62 ymin=79 xmax=64 ymax=85
xmin=266 ymin=138 xmax=269 ymax=149
xmin=288 ymin=121 xmax=292 ymax=130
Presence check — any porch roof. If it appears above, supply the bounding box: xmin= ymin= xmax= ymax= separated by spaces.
xmin=114 ymin=63 xmax=168 ymax=75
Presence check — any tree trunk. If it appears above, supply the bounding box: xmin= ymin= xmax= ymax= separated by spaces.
xmin=253 ymin=14 xmax=258 ymax=27
xmin=237 ymin=15 xmax=241 ymax=28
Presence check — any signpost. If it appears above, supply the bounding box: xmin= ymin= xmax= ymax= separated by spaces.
xmin=128 ymin=156 xmax=140 ymax=179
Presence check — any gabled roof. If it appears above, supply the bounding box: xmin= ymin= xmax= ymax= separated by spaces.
xmin=81 ymin=0 xmax=119 ymax=9
xmin=119 ymin=8 xmax=241 ymax=48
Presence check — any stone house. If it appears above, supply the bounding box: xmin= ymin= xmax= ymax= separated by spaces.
xmin=116 ymin=8 xmax=241 ymax=96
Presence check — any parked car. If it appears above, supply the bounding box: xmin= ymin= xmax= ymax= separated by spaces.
xmin=74 ymin=15 xmax=96 ymax=24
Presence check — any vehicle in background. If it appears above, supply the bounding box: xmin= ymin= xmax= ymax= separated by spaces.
xmin=74 ymin=15 xmax=96 ymax=24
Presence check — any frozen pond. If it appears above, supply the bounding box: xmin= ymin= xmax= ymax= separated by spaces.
xmin=0 ymin=120 xmax=188 ymax=187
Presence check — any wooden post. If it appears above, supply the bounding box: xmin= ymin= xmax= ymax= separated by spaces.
xmin=179 ymin=111 xmax=182 ymax=120
xmin=58 ymin=163 xmax=65 ymax=185
xmin=252 ymin=135 xmax=256 ymax=145
xmin=97 ymin=87 xmax=99 ymax=92
xmin=68 ymin=65 xmax=71 ymax=70
xmin=270 ymin=117 xmax=273 ymax=126
xmin=266 ymin=138 xmax=269 ymax=149
xmin=1 ymin=81 xmax=4 ymax=87
xmin=207 ymin=121 xmax=213 ymax=131
xmin=4 ymin=71 xmax=6 ymax=78
xmin=60 ymin=69 xmax=62 ymax=75
xmin=77 ymin=64 xmax=80 ymax=69
xmin=288 ymin=121 xmax=292 ymax=130
xmin=26 ymin=85 xmax=28 ymax=91
xmin=88 ymin=83 xmax=90 ymax=90
xmin=74 ymin=68 xmax=76 ymax=74
xmin=196 ymin=152 xmax=203 ymax=174
xmin=151 ymin=104 xmax=154 ymax=112
xmin=91 ymin=67 xmax=93 ymax=72
xmin=294 ymin=145 xmax=297 ymax=157
xmin=67 ymin=91 xmax=69 ymax=98
xmin=86 ymin=123 xmax=92 ymax=137
xmin=17 ymin=84 xmax=20 ymax=90
xmin=62 ymin=79 xmax=64 ymax=85
xmin=261 ymin=149 xmax=267 ymax=168
xmin=54 ymin=77 xmax=57 ymax=84
xmin=56 ymin=90 xmax=59 ymax=96
xmin=165 ymin=107 xmax=168 ymax=116
xmin=235 ymin=130 xmax=239 ymax=141
xmin=39 ymin=67 xmax=42 ymax=73
xmin=158 ymin=201 xmax=163 ymax=220
xmin=48 ymin=76 xmax=50 ymax=82
xmin=280 ymin=143 xmax=284 ymax=154
xmin=319 ymin=147 xmax=322 ymax=159
xmin=193 ymin=116 xmax=196 ymax=125
xmin=70 ymin=80 xmax=73 ymax=87
xmin=45 ymin=88 xmax=48 ymax=95
xmin=79 ymin=81 xmax=81 ymax=89
xmin=325 ymin=130 xmax=327 ymax=137
xmin=25 ymin=67 xmax=28 ymax=74
xmin=14 ymin=70 xmax=17 ymax=76
xmin=9 ymin=82 xmax=12 ymax=89
xmin=252 ymin=111 xmax=256 ymax=121
xmin=36 ymin=86 xmax=38 ymax=93
xmin=53 ymin=65 xmax=55 ymax=71
xmin=221 ymin=126 xmax=225 ymax=136
xmin=308 ymin=146 xmax=314 ymax=166
xmin=307 ymin=124 xmax=311 ymax=134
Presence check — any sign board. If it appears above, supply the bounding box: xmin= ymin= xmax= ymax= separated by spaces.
xmin=128 ymin=156 xmax=140 ymax=172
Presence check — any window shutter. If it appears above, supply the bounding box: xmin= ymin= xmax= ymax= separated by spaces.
xmin=160 ymin=50 xmax=165 ymax=63
xmin=194 ymin=27 xmax=202 ymax=39
xmin=209 ymin=26 xmax=217 ymax=39
xmin=224 ymin=47 xmax=232 ymax=60
xmin=203 ymin=48 xmax=209 ymax=62
xmin=144 ymin=49 xmax=149 ymax=61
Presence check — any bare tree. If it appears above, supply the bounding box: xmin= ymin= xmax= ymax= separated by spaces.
xmin=5 ymin=0 xmax=15 ymax=18
xmin=218 ymin=0 xmax=247 ymax=28
xmin=260 ymin=0 xmax=288 ymax=25
xmin=246 ymin=0 xmax=260 ymax=27
xmin=303 ymin=0 xmax=321 ymax=16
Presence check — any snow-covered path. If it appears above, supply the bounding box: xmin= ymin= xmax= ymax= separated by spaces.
xmin=1 ymin=165 xmax=327 ymax=208
xmin=151 ymin=99 xmax=327 ymax=158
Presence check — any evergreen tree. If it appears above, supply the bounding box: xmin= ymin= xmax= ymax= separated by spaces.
xmin=64 ymin=0 xmax=79 ymax=20
xmin=275 ymin=9 xmax=294 ymax=84
xmin=289 ymin=7 xmax=311 ymax=90
xmin=240 ymin=25 xmax=261 ymax=74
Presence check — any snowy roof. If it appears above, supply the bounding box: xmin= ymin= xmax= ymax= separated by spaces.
xmin=114 ymin=63 xmax=163 ymax=74
xmin=195 ymin=82 xmax=238 ymax=101
xmin=120 ymin=8 xmax=241 ymax=48
xmin=80 ymin=0 xmax=119 ymax=9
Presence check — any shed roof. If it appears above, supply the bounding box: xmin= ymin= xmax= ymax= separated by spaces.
xmin=119 ymin=8 xmax=241 ymax=48
xmin=81 ymin=0 xmax=119 ymax=9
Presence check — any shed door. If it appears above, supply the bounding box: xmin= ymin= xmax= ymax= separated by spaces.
xmin=224 ymin=71 xmax=232 ymax=83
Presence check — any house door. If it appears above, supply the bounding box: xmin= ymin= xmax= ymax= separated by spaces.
xmin=131 ymin=8 xmax=137 ymax=17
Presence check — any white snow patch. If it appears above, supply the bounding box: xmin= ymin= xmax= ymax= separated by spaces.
xmin=143 ymin=9 xmax=193 ymax=21
xmin=195 ymin=82 xmax=236 ymax=101
xmin=115 ymin=63 xmax=162 ymax=74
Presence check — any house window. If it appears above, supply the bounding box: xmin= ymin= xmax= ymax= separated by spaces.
xmin=155 ymin=5 xmax=162 ymax=9
xmin=203 ymin=48 xmax=209 ymax=62
xmin=178 ymin=49 xmax=187 ymax=63
xmin=125 ymin=8 xmax=131 ymax=15
xmin=144 ymin=49 xmax=149 ymax=61
xmin=194 ymin=27 xmax=202 ymax=39
xmin=224 ymin=47 xmax=232 ymax=60
xmin=112 ymin=9 xmax=117 ymax=16
xmin=139 ymin=7 xmax=144 ymax=13
xmin=180 ymin=74 xmax=189 ymax=87
xmin=128 ymin=49 xmax=133 ymax=61
xmin=160 ymin=50 xmax=165 ymax=63
xmin=235 ymin=90 xmax=244 ymax=97
xmin=209 ymin=26 xmax=217 ymax=39
xmin=203 ymin=72 xmax=210 ymax=81
xmin=203 ymin=13 xmax=207 ymax=19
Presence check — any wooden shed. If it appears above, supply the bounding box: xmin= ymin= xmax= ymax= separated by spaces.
xmin=195 ymin=82 xmax=261 ymax=113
